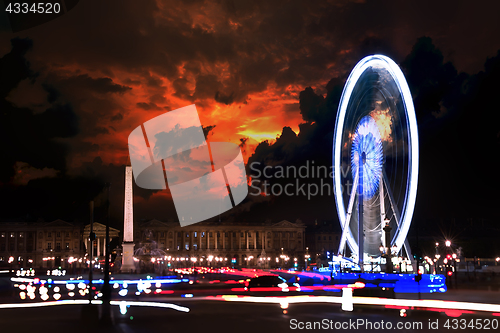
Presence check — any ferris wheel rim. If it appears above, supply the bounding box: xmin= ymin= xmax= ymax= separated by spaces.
xmin=333 ymin=54 xmax=419 ymax=256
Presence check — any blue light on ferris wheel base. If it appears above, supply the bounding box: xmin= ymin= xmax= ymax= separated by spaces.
xmin=351 ymin=116 xmax=383 ymax=200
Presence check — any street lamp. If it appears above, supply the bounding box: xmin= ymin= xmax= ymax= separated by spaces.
xmin=445 ymin=240 xmax=451 ymax=247
xmin=280 ymin=248 xmax=285 ymax=269
xmin=304 ymin=247 xmax=310 ymax=271
xmin=435 ymin=243 xmax=440 ymax=274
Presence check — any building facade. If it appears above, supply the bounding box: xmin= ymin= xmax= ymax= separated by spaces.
xmin=0 ymin=219 xmax=85 ymax=270
xmin=1 ymin=218 xmax=309 ymax=271
xmin=305 ymin=221 xmax=341 ymax=261
xmin=133 ymin=219 xmax=306 ymax=268
xmin=0 ymin=219 xmax=121 ymax=271
xmin=83 ymin=222 xmax=121 ymax=259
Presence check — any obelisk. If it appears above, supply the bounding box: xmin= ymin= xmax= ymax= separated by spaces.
xmin=121 ymin=165 xmax=135 ymax=272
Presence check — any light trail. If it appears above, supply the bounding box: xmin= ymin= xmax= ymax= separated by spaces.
xmin=10 ymin=277 xmax=187 ymax=285
xmin=0 ymin=300 xmax=102 ymax=309
xmin=0 ymin=299 xmax=189 ymax=313
xmin=214 ymin=294 xmax=500 ymax=314
xmin=109 ymin=300 xmax=190 ymax=313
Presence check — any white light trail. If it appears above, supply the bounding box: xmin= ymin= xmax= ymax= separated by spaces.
xmin=109 ymin=301 xmax=190 ymax=313
xmin=0 ymin=300 xmax=190 ymax=313
xmin=218 ymin=295 xmax=500 ymax=314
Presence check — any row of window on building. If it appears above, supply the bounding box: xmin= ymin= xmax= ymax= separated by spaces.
xmin=2 ymin=231 xmax=78 ymax=238
xmin=144 ymin=231 xmax=302 ymax=239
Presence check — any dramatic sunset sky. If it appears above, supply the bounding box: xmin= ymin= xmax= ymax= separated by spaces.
xmin=1 ymin=0 xmax=499 ymax=254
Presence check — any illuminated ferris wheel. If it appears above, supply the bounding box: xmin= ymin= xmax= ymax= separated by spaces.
xmin=333 ymin=55 xmax=419 ymax=269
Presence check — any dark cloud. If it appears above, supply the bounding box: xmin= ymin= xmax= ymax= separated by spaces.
xmin=42 ymin=83 xmax=60 ymax=103
xmin=0 ymin=38 xmax=33 ymax=99
xmin=214 ymin=91 xmax=234 ymax=105
xmin=26 ymin=69 xmax=137 ymax=162
xmin=299 ymin=87 xmax=325 ymax=123
xmin=402 ymin=37 xmax=458 ymax=122
xmin=92 ymin=126 xmax=110 ymax=135
xmin=194 ymin=74 xmax=221 ymax=100
xmin=111 ymin=113 xmax=123 ymax=121
xmin=173 ymin=77 xmax=193 ymax=100
xmin=1 ymin=0 xmax=498 ymax=106
xmin=0 ymin=38 xmax=106 ymax=222
xmin=202 ymin=124 xmax=216 ymax=139
xmin=136 ymin=102 xmax=161 ymax=110
xmin=146 ymin=75 xmax=164 ymax=88
xmin=59 ymin=74 xmax=131 ymax=94
xmin=0 ymin=38 xmax=78 ymax=182
xmin=149 ymin=93 xmax=167 ymax=105
xmin=123 ymin=78 xmax=141 ymax=85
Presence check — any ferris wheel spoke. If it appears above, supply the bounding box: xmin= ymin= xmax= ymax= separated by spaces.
xmin=382 ymin=168 xmax=415 ymax=265
xmin=338 ymin=169 xmax=359 ymax=256
xmin=380 ymin=173 xmax=386 ymax=247
xmin=382 ymin=168 xmax=401 ymax=238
